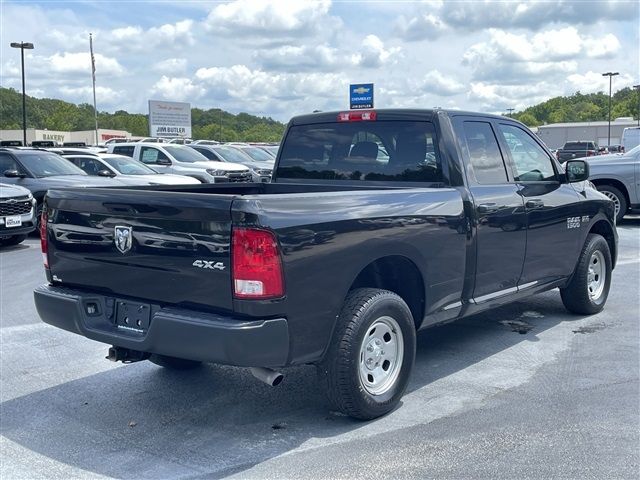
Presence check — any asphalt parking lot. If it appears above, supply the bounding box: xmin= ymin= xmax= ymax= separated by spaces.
xmin=1 ymin=218 xmax=638 ymax=479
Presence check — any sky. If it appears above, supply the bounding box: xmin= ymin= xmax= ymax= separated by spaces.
xmin=0 ymin=0 xmax=638 ymax=121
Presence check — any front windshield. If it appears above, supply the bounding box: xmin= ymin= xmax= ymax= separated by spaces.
xmin=241 ymin=147 xmax=276 ymax=162
xmin=164 ymin=145 xmax=208 ymax=163
xmin=20 ymin=153 xmax=86 ymax=177
xmin=212 ymin=146 xmax=254 ymax=164
xmin=103 ymin=155 xmax=157 ymax=175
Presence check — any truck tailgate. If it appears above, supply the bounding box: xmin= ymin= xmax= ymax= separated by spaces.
xmin=45 ymin=188 xmax=234 ymax=311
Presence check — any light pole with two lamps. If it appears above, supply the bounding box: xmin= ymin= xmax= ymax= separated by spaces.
xmin=9 ymin=41 xmax=35 ymax=147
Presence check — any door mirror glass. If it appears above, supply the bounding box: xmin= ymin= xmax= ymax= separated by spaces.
xmin=565 ymin=160 xmax=589 ymax=183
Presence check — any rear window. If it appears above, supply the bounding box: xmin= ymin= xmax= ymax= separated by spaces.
xmin=277 ymin=121 xmax=443 ymax=184
xmin=112 ymin=145 xmax=135 ymax=157
xmin=564 ymin=142 xmax=595 ymax=149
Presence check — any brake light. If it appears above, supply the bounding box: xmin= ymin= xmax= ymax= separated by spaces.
xmin=586 ymin=150 xmax=595 ymax=157
xmin=40 ymin=207 xmax=48 ymax=268
xmin=232 ymin=228 xmax=284 ymax=299
xmin=337 ymin=110 xmax=377 ymax=122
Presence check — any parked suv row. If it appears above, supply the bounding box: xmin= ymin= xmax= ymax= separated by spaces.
xmin=108 ymin=143 xmax=252 ymax=183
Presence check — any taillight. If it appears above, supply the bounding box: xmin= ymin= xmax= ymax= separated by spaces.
xmin=586 ymin=150 xmax=595 ymax=157
xmin=232 ymin=228 xmax=284 ymax=299
xmin=40 ymin=207 xmax=48 ymax=268
xmin=337 ymin=110 xmax=377 ymax=122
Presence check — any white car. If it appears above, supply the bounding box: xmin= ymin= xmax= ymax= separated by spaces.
xmin=108 ymin=142 xmax=252 ymax=183
xmin=62 ymin=153 xmax=201 ymax=185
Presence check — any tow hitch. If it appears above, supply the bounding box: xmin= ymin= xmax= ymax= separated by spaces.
xmin=106 ymin=346 xmax=150 ymax=363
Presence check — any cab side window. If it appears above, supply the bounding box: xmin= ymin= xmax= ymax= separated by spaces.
xmin=498 ymin=124 xmax=556 ymax=182
xmin=462 ymin=121 xmax=508 ymax=184
xmin=0 ymin=154 xmax=19 ymax=174
xmin=140 ymin=147 xmax=169 ymax=165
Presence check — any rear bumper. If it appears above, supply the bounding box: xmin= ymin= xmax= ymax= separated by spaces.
xmin=34 ymin=285 xmax=290 ymax=367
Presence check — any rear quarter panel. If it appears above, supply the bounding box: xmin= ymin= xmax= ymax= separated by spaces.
xmin=232 ymin=188 xmax=467 ymax=364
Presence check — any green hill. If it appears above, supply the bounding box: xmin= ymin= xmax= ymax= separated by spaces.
xmin=0 ymin=87 xmax=286 ymax=142
xmin=510 ymin=87 xmax=639 ymax=127
xmin=2 ymin=85 xmax=638 ymax=137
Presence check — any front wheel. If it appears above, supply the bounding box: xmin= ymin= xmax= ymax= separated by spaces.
xmin=319 ymin=288 xmax=416 ymax=420
xmin=561 ymin=234 xmax=612 ymax=314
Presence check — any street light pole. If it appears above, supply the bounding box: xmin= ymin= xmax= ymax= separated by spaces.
xmin=633 ymin=84 xmax=640 ymax=127
xmin=10 ymin=41 xmax=35 ymax=146
xmin=602 ymin=72 xmax=619 ymax=148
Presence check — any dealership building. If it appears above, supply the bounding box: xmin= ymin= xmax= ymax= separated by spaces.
xmin=0 ymin=128 xmax=131 ymax=145
xmin=536 ymin=117 xmax=637 ymax=149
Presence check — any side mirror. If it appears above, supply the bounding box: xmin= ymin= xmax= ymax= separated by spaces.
xmin=566 ymin=160 xmax=589 ymax=183
xmin=97 ymin=169 xmax=116 ymax=177
xmin=4 ymin=169 xmax=26 ymax=178
xmin=156 ymin=158 xmax=171 ymax=166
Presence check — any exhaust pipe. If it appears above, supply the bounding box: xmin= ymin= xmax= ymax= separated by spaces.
xmin=250 ymin=367 xmax=284 ymax=386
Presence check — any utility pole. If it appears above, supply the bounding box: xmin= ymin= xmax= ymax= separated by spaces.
xmin=601 ymin=72 xmax=619 ymax=147
xmin=633 ymin=84 xmax=640 ymax=127
xmin=506 ymin=108 xmax=514 ymax=118
xmin=10 ymin=41 xmax=35 ymax=146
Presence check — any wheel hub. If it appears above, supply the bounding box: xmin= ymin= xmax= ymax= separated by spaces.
xmin=358 ymin=316 xmax=404 ymax=396
xmin=587 ymin=250 xmax=606 ymax=300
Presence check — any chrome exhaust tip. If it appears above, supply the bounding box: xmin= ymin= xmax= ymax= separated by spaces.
xmin=250 ymin=367 xmax=284 ymax=386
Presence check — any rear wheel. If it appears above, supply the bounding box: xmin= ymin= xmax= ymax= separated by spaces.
xmin=561 ymin=234 xmax=612 ymax=314
xmin=149 ymin=354 xmax=202 ymax=370
xmin=596 ymin=185 xmax=627 ymax=223
xmin=319 ymin=288 xmax=416 ymax=420
xmin=0 ymin=234 xmax=27 ymax=246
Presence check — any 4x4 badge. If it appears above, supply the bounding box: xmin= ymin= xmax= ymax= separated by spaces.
xmin=114 ymin=226 xmax=133 ymax=254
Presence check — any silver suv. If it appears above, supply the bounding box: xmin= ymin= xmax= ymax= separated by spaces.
xmin=108 ymin=143 xmax=252 ymax=183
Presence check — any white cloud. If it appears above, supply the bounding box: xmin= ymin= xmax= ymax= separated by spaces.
xmin=110 ymin=20 xmax=195 ymax=51
xmin=420 ymin=71 xmax=466 ymax=96
xmin=150 ymin=76 xmax=206 ymax=102
xmin=394 ymin=13 xmax=447 ymax=41
xmin=59 ymin=85 xmax=124 ymax=104
xmin=153 ymin=58 xmax=188 ymax=74
xmin=351 ymin=35 xmax=401 ymax=69
xmin=49 ymin=52 xmax=124 ymax=76
xmin=257 ymin=45 xmax=343 ymax=72
xmin=566 ymin=71 xmax=635 ymax=94
xmin=462 ymin=28 xmax=620 ymax=83
xmin=204 ymin=0 xmax=333 ymax=40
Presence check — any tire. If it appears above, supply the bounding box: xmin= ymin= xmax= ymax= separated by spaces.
xmin=561 ymin=234 xmax=612 ymax=315
xmin=0 ymin=234 xmax=27 ymax=246
xmin=596 ymin=185 xmax=627 ymax=223
xmin=319 ymin=288 xmax=416 ymax=420
xmin=149 ymin=354 xmax=202 ymax=370
xmin=31 ymin=203 xmax=43 ymax=237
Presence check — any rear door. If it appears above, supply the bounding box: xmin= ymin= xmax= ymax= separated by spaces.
xmin=496 ymin=122 xmax=583 ymax=286
xmin=456 ymin=118 xmax=527 ymax=301
xmin=46 ymin=188 xmax=235 ymax=311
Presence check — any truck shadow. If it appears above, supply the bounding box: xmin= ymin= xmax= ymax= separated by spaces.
xmin=0 ymin=291 xmax=589 ymax=479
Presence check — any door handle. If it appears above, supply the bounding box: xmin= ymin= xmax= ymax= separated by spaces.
xmin=525 ymin=199 xmax=544 ymax=209
xmin=478 ymin=203 xmax=500 ymax=214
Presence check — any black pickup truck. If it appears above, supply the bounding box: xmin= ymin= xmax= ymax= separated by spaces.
xmin=556 ymin=141 xmax=598 ymax=162
xmin=35 ymin=109 xmax=617 ymax=420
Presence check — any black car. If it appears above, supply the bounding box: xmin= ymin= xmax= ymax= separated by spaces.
xmin=0 ymin=148 xmax=127 ymax=225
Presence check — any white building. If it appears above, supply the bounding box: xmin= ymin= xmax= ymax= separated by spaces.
xmin=0 ymin=128 xmax=131 ymax=146
xmin=536 ymin=117 xmax=637 ymax=149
